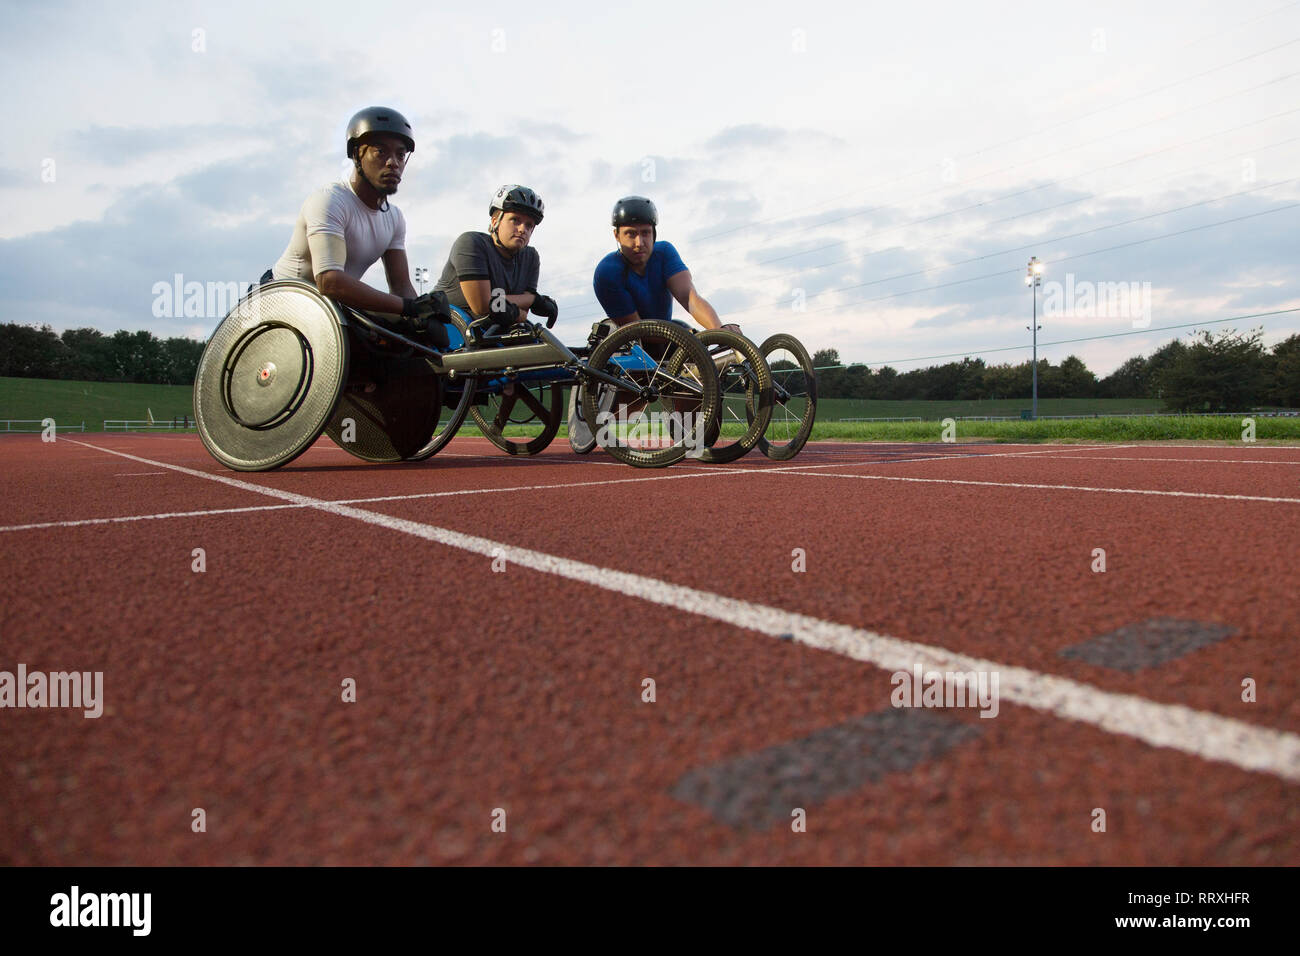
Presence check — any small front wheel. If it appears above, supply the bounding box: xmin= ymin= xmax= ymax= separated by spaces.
xmin=751 ymin=333 xmax=817 ymax=460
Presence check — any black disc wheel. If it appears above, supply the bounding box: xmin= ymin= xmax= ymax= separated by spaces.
xmin=406 ymin=310 xmax=475 ymax=460
xmin=750 ymin=333 xmax=817 ymax=460
xmin=581 ymin=320 xmax=720 ymax=468
xmin=324 ymin=338 xmax=442 ymax=462
xmin=193 ymin=280 xmax=349 ymax=472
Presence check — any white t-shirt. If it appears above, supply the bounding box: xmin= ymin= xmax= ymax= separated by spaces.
xmin=272 ymin=180 xmax=406 ymax=282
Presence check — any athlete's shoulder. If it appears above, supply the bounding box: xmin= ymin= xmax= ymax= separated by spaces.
xmin=594 ymin=249 xmax=626 ymax=281
xmin=652 ymin=240 xmax=687 ymax=275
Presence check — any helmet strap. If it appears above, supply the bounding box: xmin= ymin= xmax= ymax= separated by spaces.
xmin=351 ymin=157 xmax=390 ymax=212
xmin=490 ymin=211 xmax=515 ymax=257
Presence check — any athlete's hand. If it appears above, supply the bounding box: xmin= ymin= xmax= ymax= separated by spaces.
xmin=402 ymin=292 xmax=451 ymax=330
xmin=490 ymin=299 xmax=522 ymax=325
xmin=720 ymin=323 xmax=742 ymax=335
xmin=530 ymin=294 xmax=559 ymax=328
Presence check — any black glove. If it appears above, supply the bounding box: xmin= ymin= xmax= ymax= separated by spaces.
xmin=401 ymin=291 xmax=451 ymax=330
xmin=490 ymin=299 xmax=522 ymax=325
xmin=530 ymin=294 xmax=559 ymax=328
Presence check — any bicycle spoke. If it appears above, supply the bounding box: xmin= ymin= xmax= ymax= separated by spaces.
xmin=492 ymin=392 xmax=518 ymax=430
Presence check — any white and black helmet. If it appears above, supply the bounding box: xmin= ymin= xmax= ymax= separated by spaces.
xmin=490 ymin=184 xmax=545 ymax=224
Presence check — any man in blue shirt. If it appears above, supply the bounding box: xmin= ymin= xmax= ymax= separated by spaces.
xmin=570 ymin=196 xmax=731 ymax=452
xmin=591 ymin=196 xmax=724 ymax=328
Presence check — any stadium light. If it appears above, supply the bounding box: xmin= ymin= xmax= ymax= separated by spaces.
xmin=415 ymin=266 xmax=431 ymax=294
xmin=1026 ymin=257 xmax=1043 ymax=419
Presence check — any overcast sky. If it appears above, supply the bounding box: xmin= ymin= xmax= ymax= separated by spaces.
xmin=2 ymin=0 xmax=1298 ymax=375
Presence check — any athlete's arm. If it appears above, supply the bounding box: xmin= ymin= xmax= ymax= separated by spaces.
xmin=666 ymin=270 xmax=722 ymax=330
xmin=316 ymin=269 xmax=407 ymax=314
xmin=382 ymin=248 xmax=418 ymax=299
xmin=459 ymin=278 xmax=533 ymax=320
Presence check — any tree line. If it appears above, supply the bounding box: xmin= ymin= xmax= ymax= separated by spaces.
xmin=0 ymin=324 xmax=204 ymax=386
xmin=812 ymin=329 xmax=1300 ymax=411
xmin=3 ymin=320 xmax=1298 ymax=410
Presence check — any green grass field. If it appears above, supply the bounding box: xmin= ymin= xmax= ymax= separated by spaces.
xmin=818 ymin=397 xmax=1166 ymax=420
xmin=4 ymin=376 xmax=1297 ymax=443
xmin=0 ymin=376 xmax=195 ymax=430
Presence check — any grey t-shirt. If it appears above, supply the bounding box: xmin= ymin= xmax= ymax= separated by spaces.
xmin=434 ymin=231 xmax=540 ymax=315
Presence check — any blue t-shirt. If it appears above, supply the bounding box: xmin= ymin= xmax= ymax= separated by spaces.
xmin=592 ymin=241 xmax=688 ymax=321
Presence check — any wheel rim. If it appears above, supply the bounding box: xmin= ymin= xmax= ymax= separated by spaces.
xmin=470 ymin=379 xmax=563 ymax=455
xmin=584 ymin=321 xmax=720 ymax=467
xmin=194 ymin=281 xmax=348 ymax=471
xmin=764 ymin=345 xmax=813 ymax=449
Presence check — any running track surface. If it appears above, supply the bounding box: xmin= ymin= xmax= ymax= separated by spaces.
xmin=1 ymin=434 xmax=1297 ymax=865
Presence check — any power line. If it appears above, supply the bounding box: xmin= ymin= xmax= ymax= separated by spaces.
xmin=817 ymin=308 xmax=1300 ymax=370
xmin=545 ymin=37 xmax=1300 ymax=286
xmin=557 ymin=81 xmax=1300 ymax=318
xmin=559 ymin=119 xmax=1300 ymax=323
xmin=780 ymin=201 xmax=1300 ymax=321
xmin=770 ymin=177 xmax=1299 ymax=310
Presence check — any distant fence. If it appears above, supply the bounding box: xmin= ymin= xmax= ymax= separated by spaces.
xmin=0 ymin=419 xmax=85 ymax=432
xmin=839 ymin=410 xmax=1300 ymax=423
xmin=103 ymin=417 xmax=195 ymax=431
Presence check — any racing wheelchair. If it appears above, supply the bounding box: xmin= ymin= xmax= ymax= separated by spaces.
xmin=193 ymin=280 xmax=725 ymax=472
xmin=426 ymin=316 xmax=818 ymax=466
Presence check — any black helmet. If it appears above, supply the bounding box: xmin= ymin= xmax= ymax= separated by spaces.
xmin=346 ymin=107 xmax=415 ymax=158
xmin=490 ymin=184 xmax=545 ymax=223
xmin=612 ymin=196 xmax=658 ymax=228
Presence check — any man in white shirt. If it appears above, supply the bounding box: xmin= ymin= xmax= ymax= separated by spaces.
xmin=270 ymin=106 xmax=447 ymax=335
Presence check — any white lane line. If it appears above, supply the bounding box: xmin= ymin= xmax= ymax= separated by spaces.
xmin=6 ymin=445 xmax=1104 ymax=534
xmin=7 ymin=441 xmax=1289 ymax=534
xmin=0 ymin=503 xmax=304 ymax=533
xmin=0 ymin=458 xmax=768 ymax=533
xmin=60 ymin=438 xmax=1300 ymax=784
xmin=1016 ymin=455 xmax=1300 ymax=465
xmin=774 ymin=469 xmax=1300 ymax=504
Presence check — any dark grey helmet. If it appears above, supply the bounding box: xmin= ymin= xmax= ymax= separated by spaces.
xmin=346 ymin=107 xmax=415 ymax=158
xmin=612 ymin=196 xmax=658 ymax=228
xmin=490 ymin=184 xmax=545 ymax=224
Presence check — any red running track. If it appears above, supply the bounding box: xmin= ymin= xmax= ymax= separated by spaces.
xmin=1 ymin=434 xmax=1297 ymax=864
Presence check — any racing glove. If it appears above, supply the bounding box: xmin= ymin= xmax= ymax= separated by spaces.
xmin=401 ymin=291 xmax=452 ymax=330
xmin=530 ymin=294 xmax=559 ymax=328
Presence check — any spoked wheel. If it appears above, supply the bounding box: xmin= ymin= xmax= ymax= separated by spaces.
xmin=406 ymin=310 xmax=475 ymax=461
xmin=193 ymin=280 xmax=349 ymax=472
xmin=694 ymin=329 xmax=772 ymax=465
xmin=469 ymin=378 xmax=564 ymax=456
xmin=749 ymin=333 xmax=817 ymax=460
xmin=582 ymin=320 xmax=720 ymax=468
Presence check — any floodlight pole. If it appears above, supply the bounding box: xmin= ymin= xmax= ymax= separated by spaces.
xmin=1026 ymin=257 xmax=1043 ymax=420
